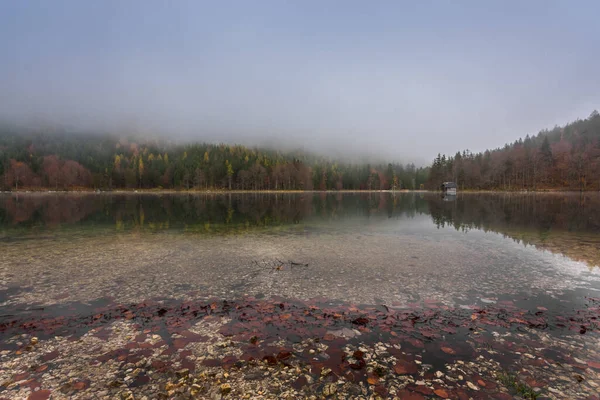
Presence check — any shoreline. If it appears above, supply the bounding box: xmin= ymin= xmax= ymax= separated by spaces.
xmin=1 ymin=188 xmax=598 ymax=195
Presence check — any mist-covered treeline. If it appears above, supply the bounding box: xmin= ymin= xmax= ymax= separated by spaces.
xmin=428 ymin=111 xmax=600 ymax=190
xmin=3 ymin=110 xmax=599 ymax=192
xmin=0 ymin=126 xmax=429 ymax=191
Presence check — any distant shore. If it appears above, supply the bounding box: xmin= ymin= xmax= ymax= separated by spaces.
xmin=1 ymin=188 xmax=423 ymax=194
xmin=1 ymin=188 xmax=598 ymax=195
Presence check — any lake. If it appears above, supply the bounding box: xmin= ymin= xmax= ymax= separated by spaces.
xmin=1 ymin=192 xmax=599 ymax=399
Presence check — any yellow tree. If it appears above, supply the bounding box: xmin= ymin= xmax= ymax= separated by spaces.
xmin=138 ymin=157 xmax=144 ymax=188
xmin=392 ymin=175 xmax=399 ymax=190
xmin=114 ymin=155 xmax=121 ymax=170
xmin=226 ymin=160 xmax=234 ymax=190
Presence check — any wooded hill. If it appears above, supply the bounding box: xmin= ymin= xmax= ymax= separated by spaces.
xmin=428 ymin=110 xmax=600 ymax=190
xmin=2 ymin=110 xmax=599 ymax=192
xmin=0 ymin=125 xmax=428 ymax=191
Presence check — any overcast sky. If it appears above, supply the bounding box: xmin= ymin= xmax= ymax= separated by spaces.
xmin=1 ymin=1 xmax=598 ymax=164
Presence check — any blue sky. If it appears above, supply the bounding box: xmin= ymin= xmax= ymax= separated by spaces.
xmin=1 ymin=1 xmax=598 ymax=162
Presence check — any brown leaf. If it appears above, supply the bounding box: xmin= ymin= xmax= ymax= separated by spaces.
xmin=393 ymin=360 xmax=418 ymax=375
xmin=406 ymin=338 xmax=424 ymax=348
xmin=367 ymin=373 xmax=379 ymax=385
xmin=588 ymin=361 xmax=600 ymax=370
xmin=374 ymin=385 xmax=388 ymax=396
xmin=441 ymin=346 xmax=456 ymax=355
xmin=27 ymin=390 xmax=52 ymax=400
xmin=396 ymin=389 xmax=425 ymax=400
xmin=409 ymin=384 xmax=434 ymax=395
xmin=434 ymin=388 xmax=450 ymax=398
xmin=36 ymin=365 xmax=48 ymax=373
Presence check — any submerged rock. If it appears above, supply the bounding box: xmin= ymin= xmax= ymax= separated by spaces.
xmin=120 ymin=390 xmax=134 ymax=400
xmin=220 ymin=383 xmax=231 ymax=395
xmin=322 ymin=383 xmax=337 ymax=397
xmin=175 ymin=368 xmax=189 ymax=379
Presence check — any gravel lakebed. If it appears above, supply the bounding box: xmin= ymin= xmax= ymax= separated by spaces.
xmin=1 ymin=295 xmax=599 ymax=400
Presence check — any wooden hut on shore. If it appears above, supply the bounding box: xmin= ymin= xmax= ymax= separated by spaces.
xmin=441 ymin=182 xmax=457 ymax=194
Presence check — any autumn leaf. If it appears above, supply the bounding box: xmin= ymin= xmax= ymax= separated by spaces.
xmin=434 ymin=388 xmax=450 ymax=398
xmin=374 ymin=385 xmax=388 ymax=397
xmin=406 ymin=338 xmax=424 ymax=348
xmin=27 ymin=389 xmax=52 ymax=400
xmin=393 ymin=360 xmax=418 ymax=375
xmin=588 ymin=361 xmax=600 ymax=370
xmin=441 ymin=346 xmax=456 ymax=355
xmin=367 ymin=373 xmax=379 ymax=385
xmin=411 ymin=385 xmax=434 ymax=395
xmin=396 ymin=389 xmax=426 ymax=400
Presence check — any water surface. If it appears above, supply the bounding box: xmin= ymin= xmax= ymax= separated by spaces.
xmin=1 ymin=192 xmax=599 ymax=399
xmin=2 ymin=192 xmax=599 ymax=307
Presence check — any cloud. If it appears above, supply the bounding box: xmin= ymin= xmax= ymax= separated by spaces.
xmin=0 ymin=1 xmax=598 ymax=164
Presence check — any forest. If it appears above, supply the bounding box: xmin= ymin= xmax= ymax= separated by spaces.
xmin=428 ymin=110 xmax=600 ymax=191
xmin=0 ymin=124 xmax=428 ymax=191
xmin=1 ymin=110 xmax=599 ymax=192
